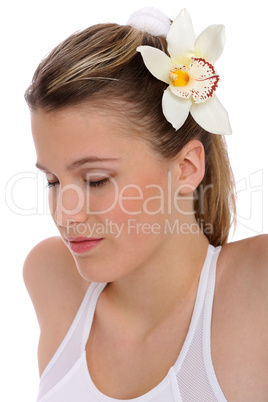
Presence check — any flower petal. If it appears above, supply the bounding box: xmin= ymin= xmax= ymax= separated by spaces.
xmin=195 ymin=25 xmax=225 ymax=64
xmin=188 ymin=57 xmax=219 ymax=103
xmin=137 ymin=46 xmax=172 ymax=84
xmin=167 ymin=9 xmax=196 ymax=65
xmin=162 ymin=87 xmax=192 ymax=130
xmin=190 ymin=95 xmax=232 ymax=135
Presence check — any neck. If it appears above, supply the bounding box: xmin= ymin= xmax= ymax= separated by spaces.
xmin=103 ymin=231 xmax=209 ymax=334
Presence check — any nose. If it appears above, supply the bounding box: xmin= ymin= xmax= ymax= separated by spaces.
xmin=52 ymin=183 xmax=88 ymax=227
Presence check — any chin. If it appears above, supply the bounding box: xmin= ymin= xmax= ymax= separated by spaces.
xmin=74 ymin=257 xmax=125 ymax=284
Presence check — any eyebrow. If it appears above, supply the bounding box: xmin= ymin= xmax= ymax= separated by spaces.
xmin=35 ymin=156 xmax=121 ymax=172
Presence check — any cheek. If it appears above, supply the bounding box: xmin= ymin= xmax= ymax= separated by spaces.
xmin=116 ymin=188 xmax=165 ymax=219
xmin=48 ymin=189 xmax=57 ymax=218
xmin=87 ymin=180 xmax=121 ymax=216
xmin=114 ymin=173 xmax=171 ymax=218
xmin=102 ymin=177 xmax=171 ymax=237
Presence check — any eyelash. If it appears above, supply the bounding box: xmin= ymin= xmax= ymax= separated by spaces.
xmin=87 ymin=177 xmax=111 ymax=188
xmin=46 ymin=177 xmax=111 ymax=189
xmin=46 ymin=182 xmax=58 ymax=188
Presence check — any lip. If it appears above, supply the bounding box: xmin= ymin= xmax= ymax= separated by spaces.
xmin=66 ymin=237 xmax=103 ymax=254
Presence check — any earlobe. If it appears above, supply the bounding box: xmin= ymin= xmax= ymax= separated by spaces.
xmin=176 ymin=140 xmax=205 ymax=195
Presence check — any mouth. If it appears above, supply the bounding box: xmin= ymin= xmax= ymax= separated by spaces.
xmin=66 ymin=237 xmax=104 ymax=254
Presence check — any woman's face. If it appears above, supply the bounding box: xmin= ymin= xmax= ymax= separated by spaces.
xmin=31 ymin=107 xmax=187 ymax=282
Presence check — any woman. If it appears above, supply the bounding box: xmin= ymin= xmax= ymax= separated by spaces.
xmin=23 ymin=8 xmax=268 ymax=401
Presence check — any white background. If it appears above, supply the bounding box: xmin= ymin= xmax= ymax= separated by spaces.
xmin=1 ymin=0 xmax=267 ymax=400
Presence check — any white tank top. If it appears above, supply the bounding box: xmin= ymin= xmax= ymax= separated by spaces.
xmin=36 ymin=244 xmax=227 ymax=401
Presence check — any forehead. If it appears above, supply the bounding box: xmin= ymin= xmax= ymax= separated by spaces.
xmin=31 ymin=106 xmax=128 ymax=135
xmin=31 ymin=107 xmax=159 ymax=170
xmin=31 ymin=107 xmax=140 ymax=148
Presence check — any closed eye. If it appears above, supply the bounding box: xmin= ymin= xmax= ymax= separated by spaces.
xmin=86 ymin=177 xmax=111 ymax=188
xmin=46 ymin=177 xmax=111 ymax=189
xmin=46 ymin=181 xmax=59 ymax=188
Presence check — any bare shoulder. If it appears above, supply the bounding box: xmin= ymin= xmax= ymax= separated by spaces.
xmin=213 ymin=236 xmax=268 ymax=399
xmin=219 ymin=234 xmax=268 ymax=274
xmin=23 ymin=236 xmax=89 ymax=326
xmin=217 ymin=234 xmax=268 ymax=305
xmin=23 ymin=236 xmax=89 ymax=375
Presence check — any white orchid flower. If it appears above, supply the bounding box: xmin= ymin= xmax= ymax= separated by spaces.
xmin=137 ymin=9 xmax=232 ymax=135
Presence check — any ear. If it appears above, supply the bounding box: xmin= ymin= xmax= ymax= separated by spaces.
xmin=174 ymin=140 xmax=205 ymax=195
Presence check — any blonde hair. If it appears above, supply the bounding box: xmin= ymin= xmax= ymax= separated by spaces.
xmin=25 ymin=23 xmax=236 ymax=246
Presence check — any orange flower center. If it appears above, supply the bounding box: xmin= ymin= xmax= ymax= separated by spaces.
xmin=169 ymin=67 xmax=190 ymax=87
